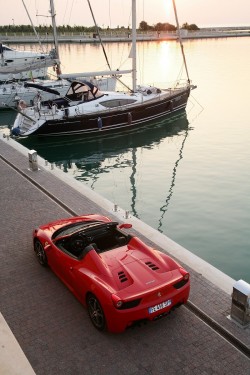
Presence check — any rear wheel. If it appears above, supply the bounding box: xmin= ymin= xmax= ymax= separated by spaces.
xmin=34 ymin=239 xmax=47 ymax=266
xmin=86 ymin=293 xmax=106 ymax=331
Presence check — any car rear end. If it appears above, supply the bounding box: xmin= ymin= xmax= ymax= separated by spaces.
xmin=104 ymin=268 xmax=190 ymax=333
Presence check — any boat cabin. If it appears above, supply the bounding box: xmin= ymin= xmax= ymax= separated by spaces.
xmin=65 ymin=80 xmax=103 ymax=102
xmin=42 ymin=80 xmax=104 ymax=109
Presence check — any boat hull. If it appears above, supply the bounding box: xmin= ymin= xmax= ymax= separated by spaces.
xmin=24 ymin=88 xmax=191 ymax=137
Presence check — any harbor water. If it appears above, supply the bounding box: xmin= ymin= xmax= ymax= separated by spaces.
xmin=1 ymin=37 xmax=250 ymax=282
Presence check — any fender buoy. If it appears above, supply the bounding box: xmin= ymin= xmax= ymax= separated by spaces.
xmin=11 ymin=127 xmax=21 ymax=136
xmin=170 ymin=100 xmax=174 ymax=112
xmin=64 ymin=108 xmax=69 ymax=118
xmin=97 ymin=117 xmax=103 ymax=130
xmin=128 ymin=112 xmax=132 ymax=124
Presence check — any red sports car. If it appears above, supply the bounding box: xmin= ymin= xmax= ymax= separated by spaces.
xmin=33 ymin=214 xmax=190 ymax=333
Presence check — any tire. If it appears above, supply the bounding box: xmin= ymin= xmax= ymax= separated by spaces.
xmin=34 ymin=239 xmax=48 ymax=266
xmin=86 ymin=293 xmax=106 ymax=331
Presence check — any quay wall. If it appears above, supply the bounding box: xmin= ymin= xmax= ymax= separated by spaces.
xmin=1 ymin=28 xmax=250 ymax=44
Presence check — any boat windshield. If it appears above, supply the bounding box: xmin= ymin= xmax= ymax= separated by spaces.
xmin=65 ymin=80 xmax=103 ymax=101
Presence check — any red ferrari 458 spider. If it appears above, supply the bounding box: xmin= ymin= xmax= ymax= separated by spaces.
xmin=33 ymin=214 xmax=190 ymax=333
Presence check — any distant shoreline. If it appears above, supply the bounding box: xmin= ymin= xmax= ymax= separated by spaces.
xmin=1 ymin=28 xmax=250 ymax=44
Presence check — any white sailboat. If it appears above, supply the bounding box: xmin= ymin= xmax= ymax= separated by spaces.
xmin=0 ymin=0 xmax=119 ymax=110
xmin=0 ymin=43 xmax=58 ymax=83
xmin=11 ymin=0 xmax=196 ymax=137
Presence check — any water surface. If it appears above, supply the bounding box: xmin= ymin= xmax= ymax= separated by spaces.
xmin=2 ymin=37 xmax=250 ymax=282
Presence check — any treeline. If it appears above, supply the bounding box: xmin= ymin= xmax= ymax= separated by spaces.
xmin=139 ymin=21 xmax=199 ymax=31
xmin=0 ymin=22 xmax=199 ymax=33
xmin=0 ymin=25 xmax=99 ymax=33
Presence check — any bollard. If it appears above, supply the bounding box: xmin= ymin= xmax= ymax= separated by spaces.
xmin=230 ymin=279 xmax=250 ymax=327
xmin=28 ymin=150 xmax=38 ymax=171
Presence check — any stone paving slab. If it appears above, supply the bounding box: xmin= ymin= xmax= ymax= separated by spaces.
xmin=0 ymin=137 xmax=249 ymax=375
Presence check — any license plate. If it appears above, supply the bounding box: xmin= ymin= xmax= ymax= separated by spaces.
xmin=148 ymin=299 xmax=172 ymax=314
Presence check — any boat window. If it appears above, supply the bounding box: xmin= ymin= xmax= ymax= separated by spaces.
xmin=5 ymin=60 xmax=14 ymax=63
xmin=66 ymin=81 xmax=103 ymax=101
xmin=100 ymin=98 xmax=137 ymax=108
xmin=66 ymin=84 xmax=90 ymax=101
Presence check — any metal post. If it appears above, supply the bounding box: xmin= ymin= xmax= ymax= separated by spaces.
xmin=230 ymin=279 xmax=250 ymax=327
xmin=28 ymin=150 xmax=38 ymax=171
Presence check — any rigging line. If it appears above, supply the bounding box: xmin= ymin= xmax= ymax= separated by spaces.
xmin=22 ymin=0 xmax=43 ymax=51
xmin=62 ymin=0 xmax=70 ymax=25
xmin=117 ymin=4 xmax=132 ymax=76
xmin=172 ymin=0 xmax=190 ymax=83
xmin=86 ymin=0 xmax=112 ymax=71
xmin=190 ymin=93 xmax=204 ymax=111
xmin=86 ymin=0 xmax=132 ymax=92
xmin=174 ymin=63 xmax=184 ymax=86
xmin=67 ymin=0 xmax=75 ymax=26
xmin=108 ymin=0 xmax=111 ymax=28
xmin=157 ymin=124 xmax=190 ymax=233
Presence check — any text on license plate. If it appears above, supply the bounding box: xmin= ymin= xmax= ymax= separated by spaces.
xmin=148 ymin=299 xmax=172 ymax=314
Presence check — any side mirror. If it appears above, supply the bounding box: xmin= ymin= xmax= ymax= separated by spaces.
xmin=118 ymin=223 xmax=132 ymax=229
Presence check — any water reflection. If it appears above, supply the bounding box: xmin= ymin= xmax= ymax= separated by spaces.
xmin=18 ymin=112 xmax=191 ymax=225
xmin=18 ymin=112 xmax=188 ymax=159
xmin=158 ymin=126 xmax=189 ymax=232
xmin=0 ymin=109 xmax=16 ymax=127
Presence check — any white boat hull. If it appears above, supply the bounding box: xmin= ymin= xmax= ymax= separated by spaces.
xmin=0 ymin=44 xmax=58 ymax=82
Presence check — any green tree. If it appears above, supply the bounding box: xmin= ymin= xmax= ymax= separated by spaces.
xmin=182 ymin=23 xmax=199 ymax=31
xmin=139 ymin=21 xmax=149 ymax=31
xmin=154 ymin=22 xmax=176 ymax=32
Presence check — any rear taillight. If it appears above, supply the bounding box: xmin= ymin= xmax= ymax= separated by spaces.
xmin=112 ymin=294 xmax=142 ymax=309
xmin=179 ymin=268 xmax=189 ymax=281
xmin=112 ymin=294 xmax=123 ymax=309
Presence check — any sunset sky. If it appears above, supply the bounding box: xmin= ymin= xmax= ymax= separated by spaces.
xmin=0 ymin=0 xmax=249 ymax=28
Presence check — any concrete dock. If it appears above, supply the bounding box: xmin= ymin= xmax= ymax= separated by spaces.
xmin=0 ymin=135 xmax=249 ymax=375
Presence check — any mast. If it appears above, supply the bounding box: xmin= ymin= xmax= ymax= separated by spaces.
xmin=131 ymin=0 xmax=137 ymax=92
xmin=49 ymin=0 xmax=60 ymax=67
xmin=172 ymin=0 xmax=190 ymax=83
